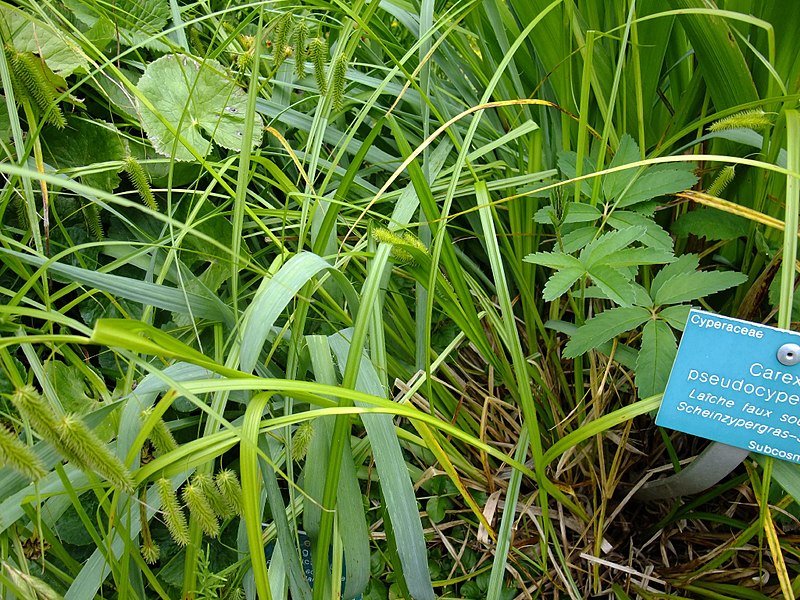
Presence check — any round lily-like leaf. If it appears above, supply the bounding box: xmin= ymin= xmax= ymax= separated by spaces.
xmin=136 ymin=55 xmax=263 ymax=161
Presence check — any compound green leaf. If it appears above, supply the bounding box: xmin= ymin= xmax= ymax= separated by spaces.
xmin=580 ymin=227 xmax=646 ymax=268
xmin=607 ymin=211 xmax=673 ymax=251
xmin=659 ymin=304 xmax=692 ymax=330
xmin=137 ymin=55 xmax=263 ymax=161
xmin=586 ymin=265 xmax=635 ymax=306
xmin=615 ymin=165 xmax=698 ymax=208
xmin=563 ymin=306 xmax=651 ymax=358
xmin=653 ymin=269 xmax=747 ymax=306
xmin=542 ymin=267 xmax=583 ymax=301
xmin=523 ymin=251 xmax=582 ymax=270
xmin=649 ymin=254 xmax=700 ymax=301
xmin=635 ymin=319 xmax=677 ymax=400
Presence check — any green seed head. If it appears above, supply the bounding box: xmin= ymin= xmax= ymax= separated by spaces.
xmin=140 ymin=539 xmax=160 ymax=564
xmin=0 ymin=425 xmax=46 ymax=481
xmin=709 ymin=109 xmax=772 ymax=132
xmin=182 ymin=480 xmax=220 ymax=538
xmin=309 ymin=37 xmax=328 ymax=96
xmin=157 ymin=478 xmax=190 ymax=546
xmin=707 ymin=165 xmax=736 ymax=197
xmin=194 ymin=472 xmax=234 ymax=519
xmin=292 ymin=421 xmax=314 ymax=462
xmin=57 ymin=414 xmax=135 ymax=492
xmin=215 ymin=469 xmax=243 ymax=516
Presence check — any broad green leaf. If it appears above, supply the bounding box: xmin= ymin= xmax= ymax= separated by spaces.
xmin=42 ymin=116 xmax=126 ymax=192
xmin=65 ymin=0 xmax=169 ymax=49
xmin=607 ymin=211 xmax=673 ymax=251
xmin=44 ymin=361 xmax=92 ymax=414
xmin=671 ymin=208 xmax=750 ymax=240
xmin=542 ymin=267 xmax=583 ymax=301
xmin=615 ymin=166 xmax=698 ymax=208
xmin=533 ymin=202 xmax=601 ymax=224
xmin=523 ymin=251 xmax=582 ymax=270
xmin=563 ymin=306 xmax=651 ymax=358
xmin=580 ymin=227 xmax=646 ymax=268
xmin=137 ymin=55 xmax=263 ymax=161
xmin=659 ymin=305 xmax=692 ymax=330
xmin=0 ymin=4 xmax=87 ymax=75
xmin=586 ymin=265 xmax=635 ymax=306
xmin=653 ymin=269 xmax=748 ymax=306
xmin=635 ymin=319 xmax=677 ymax=400
xmin=649 ymin=254 xmax=700 ymax=301
xmin=601 ymin=247 xmax=675 ymax=269
xmin=603 ymin=133 xmax=641 ymax=200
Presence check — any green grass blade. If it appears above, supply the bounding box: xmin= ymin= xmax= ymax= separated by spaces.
xmin=329 ymin=332 xmax=435 ymax=600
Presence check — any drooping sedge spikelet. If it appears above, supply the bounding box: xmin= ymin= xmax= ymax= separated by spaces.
xmin=331 ymin=54 xmax=347 ymax=111
xmin=142 ymin=410 xmax=177 ymax=455
xmin=3 ymin=46 xmax=25 ymax=103
xmin=308 ymin=36 xmax=328 ymax=96
xmin=293 ymin=19 xmax=307 ymax=78
xmin=11 ymin=386 xmax=62 ymax=447
xmin=124 ymin=155 xmax=158 ymax=211
xmin=9 ymin=49 xmax=65 ymax=129
xmin=237 ymin=34 xmax=255 ymax=70
xmin=371 ymin=227 xmax=427 ymax=264
xmin=371 ymin=227 xmax=405 ymax=246
xmin=707 ymin=165 xmax=736 ymax=197
xmin=709 ymin=109 xmax=772 ymax=132
xmin=0 ymin=424 xmax=46 ymax=481
xmin=193 ymin=472 xmax=233 ymax=519
xmin=272 ymin=13 xmax=292 ymax=67
xmin=187 ymin=25 xmax=207 ymax=57
xmin=82 ymin=202 xmax=104 ymax=240
xmin=182 ymin=480 xmax=220 ymax=538
xmin=14 ymin=197 xmax=28 ymax=229
xmin=401 ymin=231 xmax=428 ymax=253
xmin=56 ymin=414 xmax=135 ymax=492
xmin=291 ymin=421 xmax=314 ymax=462
xmin=214 ymin=469 xmax=243 ymax=516
xmin=139 ymin=493 xmax=160 ymax=564
xmin=157 ymin=478 xmax=190 ymax=546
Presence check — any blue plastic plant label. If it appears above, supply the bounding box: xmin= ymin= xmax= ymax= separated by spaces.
xmin=657 ymin=309 xmax=800 ymax=463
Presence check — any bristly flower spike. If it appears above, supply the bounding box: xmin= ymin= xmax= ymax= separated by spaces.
xmin=182 ymin=479 xmax=220 ymax=538
xmin=56 ymin=414 xmax=135 ymax=492
xmin=707 ymin=165 xmax=736 ymax=197
xmin=157 ymin=478 xmax=190 ymax=546
xmin=293 ymin=18 xmax=307 ymax=78
xmin=309 ymin=36 xmax=328 ymax=96
xmin=0 ymin=425 xmax=46 ymax=481
xmin=215 ymin=469 xmax=243 ymax=516
xmin=708 ymin=109 xmax=772 ymax=132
